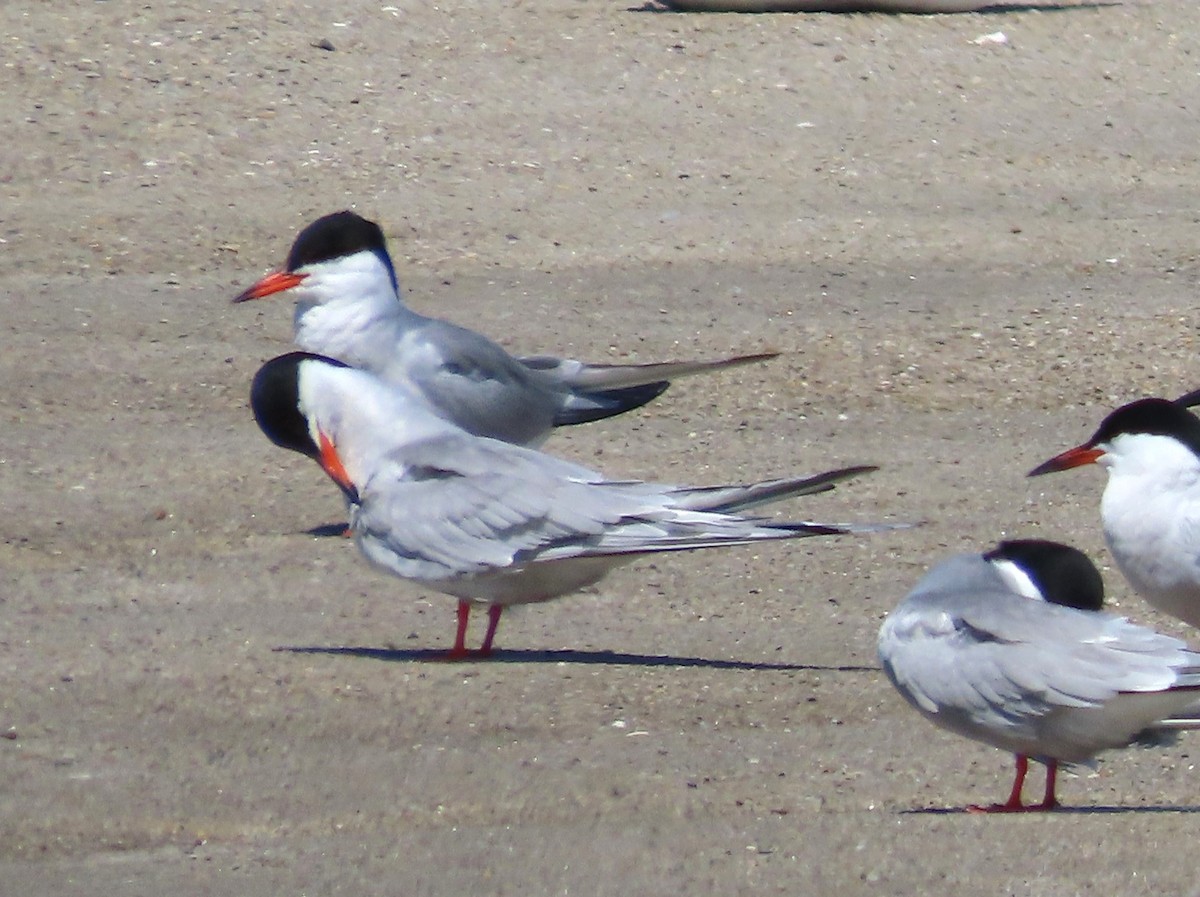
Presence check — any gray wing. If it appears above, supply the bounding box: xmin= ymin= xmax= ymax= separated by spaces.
xmin=352 ymin=435 xmax=615 ymax=581
xmin=666 ymin=466 xmax=878 ymax=513
xmin=351 ymin=434 xmax=861 ymax=584
xmin=879 ymin=555 xmax=1196 ymax=735
xmin=388 ymin=320 xmax=691 ymax=442
xmin=386 ymin=318 xmax=560 ymax=445
xmin=532 ymin=353 xmax=779 ymax=427
xmin=519 ymin=351 xmax=779 ymax=390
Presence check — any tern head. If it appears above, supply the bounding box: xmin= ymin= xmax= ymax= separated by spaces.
xmin=983 ymin=539 xmax=1104 ymax=611
xmin=233 ymin=210 xmax=399 ymax=306
xmin=250 ymin=352 xmax=359 ymax=503
xmin=1028 ymin=398 xmax=1200 ymax=480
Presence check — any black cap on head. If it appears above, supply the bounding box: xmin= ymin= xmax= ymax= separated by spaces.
xmin=286 ymin=211 xmax=394 ymax=283
xmin=251 ymin=352 xmax=350 ymax=460
xmin=984 ymin=539 xmax=1104 ymax=611
xmin=1089 ymin=398 xmax=1200 ymax=455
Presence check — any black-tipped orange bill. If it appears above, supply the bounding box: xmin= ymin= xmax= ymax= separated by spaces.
xmin=233 ymin=270 xmax=307 ymax=303
xmin=318 ymin=430 xmax=359 ymax=503
xmin=1027 ymin=445 xmax=1104 ymax=477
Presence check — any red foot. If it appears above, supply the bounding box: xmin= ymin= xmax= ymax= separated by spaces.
xmin=966 ymin=799 xmax=1058 ymax=814
xmin=965 ymin=755 xmax=1060 ymax=813
xmin=438 ymin=643 xmax=495 ymax=663
xmin=437 ymin=602 xmax=502 ymax=660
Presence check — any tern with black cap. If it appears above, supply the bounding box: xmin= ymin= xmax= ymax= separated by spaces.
xmin=1029 ymin=398 xmax=1200 ymax=629
xmin=250 ymin=352 xmax=905 ymax=658
xmin=880 ymin=539 xmax=1200 ymax=812
xmin=236 ymin=211 xmax=778 ymax=447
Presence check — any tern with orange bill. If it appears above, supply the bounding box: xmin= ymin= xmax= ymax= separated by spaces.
xmin=250 ymin=352 xmax=906 ymax=658
xmin=236 ymin=211 xmax=778 ymax=447
xmin=1029 ymin=397 xmax=1200 ymax=629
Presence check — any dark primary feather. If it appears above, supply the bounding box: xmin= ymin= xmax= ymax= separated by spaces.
xmin=552 ymin=381 xmax=671 ymax=426
xmin=1175 ymin=387 xmax=1200 ymax=409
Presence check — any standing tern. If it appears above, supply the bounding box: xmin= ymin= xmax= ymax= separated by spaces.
xmin=879 ymin=539 xmax=1200 ymax=812
xmin=1028 ymin=397 xmax=1200 ymax=629
xmin=251 ymin=351 xmax=903 ymax=658
xmin=234 ymin=210 xmax=778 ymax=446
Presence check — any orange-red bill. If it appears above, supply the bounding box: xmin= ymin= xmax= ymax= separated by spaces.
xmin=232 ymin=270 xmax=307 ymax=303
xmin=317 ymin=429 xmax=358 ymax=502
xmin=1027 ymin=445 xmax=1104 ymax=477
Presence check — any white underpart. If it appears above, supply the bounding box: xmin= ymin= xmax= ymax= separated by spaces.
xmin=1098 ymin=432 xmax=1200 ymax=628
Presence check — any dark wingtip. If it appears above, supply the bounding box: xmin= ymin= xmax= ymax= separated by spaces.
xmin=840 ymin=464 xmax=879 ymax=477
xmin=553 ymin=381 xmax=671 ymax=427
xmin=1176 ymin=388 xmax=1200 ymax=409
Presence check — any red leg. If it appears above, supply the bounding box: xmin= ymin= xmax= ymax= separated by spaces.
xmin=1036 ymin=760 xmax=1060 ymax=811
xmin=479 ymin=605 xmax=503 ymax=656
xmin=445 ymin=600 xmax=471 ymax=660
xmin=967 ymin=755 xmax=1029 ymax=814
xmin=967 ymin=755 xmax=1062 ymax=814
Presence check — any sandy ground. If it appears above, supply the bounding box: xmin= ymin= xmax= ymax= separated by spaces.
xmin=6 ymin=0 xmax=1200 ymax=893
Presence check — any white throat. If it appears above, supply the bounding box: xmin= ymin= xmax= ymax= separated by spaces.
xmin=1098 ymin=431 xmax=1200 ymax=482
xmin=290 ymin=250 xmax=418 ymax=368
xmin=990 ymin=558 xmax=1044 ymax=601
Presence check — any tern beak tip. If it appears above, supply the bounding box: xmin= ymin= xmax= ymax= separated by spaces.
xmin=317 ymin=429 xmax=357 ymax=498
xmin=1027 ymin=460 xmax=1061 ymax=478
xmin=1027 ymin=445 xmax=1103 ymax=478
xmin=232 ymin=271 xmax=307 ymax=303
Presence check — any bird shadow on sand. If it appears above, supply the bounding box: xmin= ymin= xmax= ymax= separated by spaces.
xmin=970 ymin=2 xmax=1122 ymax=11
xmin=303 ymin=522 xmax=351 ymax=538
xmin=631 ymin=1 xmax=1121 ymax=13
xmin=901 ymin=803 xmax=1200 ymax=816
xmin=274 ymin=644 xmax=878 ymax=672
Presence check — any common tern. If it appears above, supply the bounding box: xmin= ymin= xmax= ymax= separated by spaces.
xmin=1029 ymin=398 xmax=1200 ymax=629
xmin=879 ymin=539 xmax=1200 ymax=812
xmin=251 ymin=351 xmax=903 ymax=658
xmin=235 ymin=210 xmax=778 ymax=446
